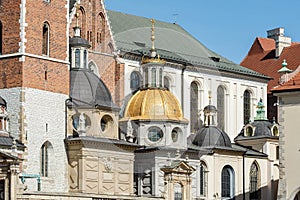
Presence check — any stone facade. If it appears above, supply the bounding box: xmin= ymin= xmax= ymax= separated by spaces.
xmin=275 ymin=93 xmax=300 ymax=200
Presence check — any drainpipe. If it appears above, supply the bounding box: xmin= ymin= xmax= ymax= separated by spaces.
xmin=65 ymin=98 xmax=71 ymax=139
xmin=243 ymin=151 xmax=246 ymax=200
xmin=181 ymin=66 xmax=186 ymax=114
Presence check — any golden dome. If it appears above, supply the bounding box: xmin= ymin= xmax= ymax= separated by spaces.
xmin=123 ymin=88 xmax=187 ymax=122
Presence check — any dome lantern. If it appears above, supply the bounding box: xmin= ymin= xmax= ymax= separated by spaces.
xmin=69 ymin=3 xmax=91 ymax=70
xmin=141 ymin=19 xmax=165 ymax=89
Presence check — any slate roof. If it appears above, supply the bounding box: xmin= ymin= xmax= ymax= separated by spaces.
xmin=192 ymin=126 xmax=232 ymax=148
xmin=0 ymin=136 xmax=25 ymax=149
xmin=106 ymin=10 xmax=269 ymax=80
xmin=241 ymin=37 xmax=300 ymax=93
xmin=69 ymin=68 xmax=119 ymax=110
xmin=235 ymin=120 xmax=279 ymax=141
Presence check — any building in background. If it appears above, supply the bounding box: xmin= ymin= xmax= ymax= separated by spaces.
xmin=241 ymin=27 xmax=300 ymax=121
xmin=272 ymin=71 xmax=300 ymax=200
xmin=0 ymin=0 xmax=280 ymax=199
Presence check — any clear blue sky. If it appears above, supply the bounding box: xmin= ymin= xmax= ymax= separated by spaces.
xmin=104 ymin=0 xmax=300 ymax=64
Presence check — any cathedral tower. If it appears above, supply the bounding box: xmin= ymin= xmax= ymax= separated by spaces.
xmin=0 ymin=0 xmax=69 ymax=193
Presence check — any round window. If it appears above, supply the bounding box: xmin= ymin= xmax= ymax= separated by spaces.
xmin=147 ymin=127 xmax=163 ymax=142
xmin=100 ymin=115 xmax=114 ymax=132
xmin=72 ymin=113 xmax=91 ymax=131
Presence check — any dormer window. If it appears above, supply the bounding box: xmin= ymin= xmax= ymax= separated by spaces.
xmin=244 ymin=125 xmax=254 ymax=137
xmin=272 ymin=125 xmax=279 ymax=136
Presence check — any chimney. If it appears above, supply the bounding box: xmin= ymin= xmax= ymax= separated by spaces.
xmin=267 ymin=28 xmax=291 ymax=57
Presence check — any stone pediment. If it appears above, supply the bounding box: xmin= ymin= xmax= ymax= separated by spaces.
xmin=161 ymin=160 xmax=195 ymax=174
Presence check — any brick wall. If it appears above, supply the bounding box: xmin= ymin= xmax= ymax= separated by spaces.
xmin=0 ymin=0 xmax=21 ymax=54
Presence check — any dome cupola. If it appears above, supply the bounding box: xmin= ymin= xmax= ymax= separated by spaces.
xmin=69 ymin=3 xmax=91 ymax=69
xmin=193 ymin=95 xmax=232 ymax=148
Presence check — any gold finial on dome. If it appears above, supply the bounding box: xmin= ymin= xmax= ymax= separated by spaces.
xmin=208 ymin=90 xmax=212 ymax=104
xmin=151 ymin=19 xmax=155 ymax=52
xmin=141 ymin=18 xmax=165 ymax=64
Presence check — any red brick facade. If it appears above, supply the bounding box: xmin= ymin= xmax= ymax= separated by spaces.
xmin=0 ymin=0 xmax=69 ymax=94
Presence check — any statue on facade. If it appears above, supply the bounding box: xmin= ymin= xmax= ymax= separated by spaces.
xmin=126 ymin=119 xmax=135 ymax=143
xmin=77 ymin=112 xmax=86 ymax=135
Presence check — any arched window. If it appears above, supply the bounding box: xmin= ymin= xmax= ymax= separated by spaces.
xmin=190 ymin=82 xmax=199 ymax=133
xmin=41 ymin=141 xmax=53 ymax=177
xmin=164 ymin=76 xmax=170 ymax=90
xmin=200 ymin=162 xmax=208 ymax=197
xmin=130 ymin=71 xmax=141 ymax=91
xmin=79 ymin=7 xmax=86 ymax=38
xmin=42 ymin=22 xmax=50 ymax=56
xmin=75 ymin=49 xmax=80 ymax=68
xmin=0 ymin=21 xmax=2 ymax=55
xmin=83 ymin=50 xmax=87 ymax=68
xmin=159 ymin=68 xmax=163 ymax=87
xmin=221 ymin=165 xmax=235 ymax=199
xmin=217 ymin=86 xmax=225 ymax=130
xmin=243 ymin=90 xmax=251 ymax=124
xmin=250 ymin=162 xmax=260 ymax=200
xmin=97 ymin=12 xmax=105 ymax=44
xmin=88 ymin=61 xmax=99 ymax=76
xmin=151 ymin=68 xmax=156 ymax=87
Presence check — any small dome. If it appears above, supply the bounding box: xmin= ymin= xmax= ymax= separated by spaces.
xmin=235 ymin=120 xmax=279 ymax=140
xmin=69 ymin=68 xmax=119 ymax=110
xmin=192 ymin=126 xmax=232 ymax=147
xmin=0 ymin=96 xmax=6 ymax=108
xmin=69 ymin=36 xmax=91 ymax=48
xmin=123 ymin=88 xmax=186 ymax=122
xmin=203 ymin=104 xmax=217 ymax=112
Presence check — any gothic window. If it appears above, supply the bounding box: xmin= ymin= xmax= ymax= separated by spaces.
xmin=75 ymin=49 xmax=80 ymax=68
xmin=97 ymin=12 xmax=105 ymax=44
xmin=42 ymin=22 xmax=50 ymax=56
xmin=217 ymin=86 xmax=225 ymax=130
xmin=0 ymin=21 xmax=2 ymax=55
xmin=151 ymin=68 xmax=156 ymax=87
xmin=250 ymin=162 xmax=260 ymax=200
xmin=79 ymin=7 xmax=86 ymax=38
xmin=200 ymin=162 xmax=208 ymax=197
xmin=130 ymin=71 xmax=141 ymax=91
xmin=243 ymin=90 xmax=251 ymax=124
xmin=41 ymin=141 xmax=52 ymax=177
xmin=190 ymin=82 xmax=199 ymax=133
xmin=164 ymin=76 xmax=170 ymax=90
xmin=88 ymin=61 xmax=99 ymax=76
xmin=221 ymin=165 xmax=235 ymax=199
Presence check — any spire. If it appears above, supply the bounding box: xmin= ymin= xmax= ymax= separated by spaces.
xmin=141 ymin=18 xmax=164 ymax=64
xmin=254 ymin=99 xmax=267 ymax=120
xmin=151 ymin=19 xmax=156 ymax=53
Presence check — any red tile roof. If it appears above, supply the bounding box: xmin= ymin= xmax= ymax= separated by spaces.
xmin=240 ymin=37 xmax=300 ymax=93
xmin=272 ymin=70 xmax=300 ymax=92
